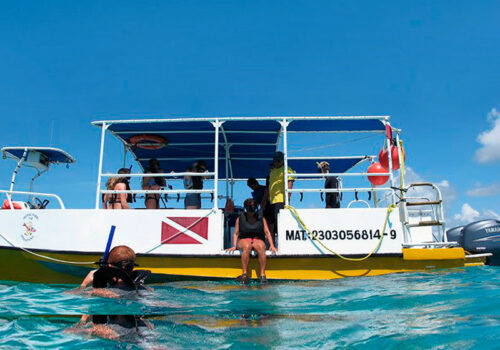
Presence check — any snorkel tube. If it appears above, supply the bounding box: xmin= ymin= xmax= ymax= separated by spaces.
xmin=99 ymin=225 xmax=116 ymax=267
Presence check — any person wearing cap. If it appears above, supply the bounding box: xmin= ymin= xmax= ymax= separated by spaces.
xmin=318 ymin=161 xmax=341 ymax=208
xmin=266 ymin=151 xmax=294 ymax=238
xmin=102 ymin=168 xmax=133 ymax=209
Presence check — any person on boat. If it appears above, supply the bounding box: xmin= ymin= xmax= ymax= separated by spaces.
xmin=142 ymin=158 xmax=166 ymax=209
xmin=80 ymin=245 xmax=151 ymax=297
xmin=184 ymin=160 xmax=207 ymax=209
xmin=247 ymin=177 xmax=273 ymax=229
xmin=102 ymin=168 xmax=133 ymax=210
xmin=318 ymin=161 xmax=341 ymax=208
xmin=226 ymin=198 xmax=277 ymax=284
xmin=266 ymin=151 xmax=294 ymax=239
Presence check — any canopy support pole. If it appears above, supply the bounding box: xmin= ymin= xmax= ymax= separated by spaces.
xmin=95 ymin=123 xmax=108 ymax=209
xmin=281 ymin=118 xmax=290 ymax=207
xmin=385 ymin=123 xmax=396 ymax=205
xmin=212 ymin=119 xmax=222 ymax=210
xmin=28 ymin=168 xmax=49 ymax=202
xmin=9 ymin=148 xmax=27 ymax=194
xmin=7 ymin=148 xmax=27 ymax=208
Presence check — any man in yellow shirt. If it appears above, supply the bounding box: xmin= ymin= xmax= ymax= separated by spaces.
xmin=267 ymin=151 xmax=294 ymax=239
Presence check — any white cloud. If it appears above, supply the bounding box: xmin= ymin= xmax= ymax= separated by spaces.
xmin=402 ymin=167 xmax=456 ymax=206
xmin=377 ymin=167 xmax=456 ymax=210
xmin=453 ymin=203 xmax=480 ymax=224
xmin=450 ymin=204 xmax=500 ymax=227
xmin=466 ymin=182 xmax=500 ymax=197
xmin=483 ymin=209 xmax=500 ymax=220
xmin=475 ymin=108 xmax=500 ymax=163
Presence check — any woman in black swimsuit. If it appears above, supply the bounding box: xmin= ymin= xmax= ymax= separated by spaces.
xmin=226 ymin=198 xmax=277 ymax=284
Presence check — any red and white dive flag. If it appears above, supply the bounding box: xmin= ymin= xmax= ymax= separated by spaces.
xmin=161 ymin=217 xmax=209 ymax=244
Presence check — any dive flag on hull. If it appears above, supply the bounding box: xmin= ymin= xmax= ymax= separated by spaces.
xmin=161 ymin=217 xmax=209 ymax=244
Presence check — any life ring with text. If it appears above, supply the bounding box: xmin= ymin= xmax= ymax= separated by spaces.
xmin=129 ymin=135 xmax=167 ymax=150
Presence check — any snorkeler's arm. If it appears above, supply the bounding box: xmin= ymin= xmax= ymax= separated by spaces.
xmin=115 ymin=183 xmax=130 ymax=209
xmin=78 ymin=314 xmax=91 ymax=325
xmin=263 ymin=218 xmax=277 ymax=253
xmin=90 ymin=288 xmax=121 ymax=299
xmin=226 ymin=218 xmax=240 ymax=252
xmin=80 ymin=270 xmax=96 ymax=288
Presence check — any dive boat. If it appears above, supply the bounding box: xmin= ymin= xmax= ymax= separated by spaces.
xmin=0 ymin=116 xmax=489 ymax=284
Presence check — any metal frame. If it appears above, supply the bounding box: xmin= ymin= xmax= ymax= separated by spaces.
xmin=0 ymin=190 xmax=65 ymax=209
xmin=92 ymin=116 xmax=396 ymax=212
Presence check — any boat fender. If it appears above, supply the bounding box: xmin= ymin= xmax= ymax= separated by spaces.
xmin=129 ymin=134 xmax=167 ymax=150
xmin=367 ymin=162 xmax=389 ymax=186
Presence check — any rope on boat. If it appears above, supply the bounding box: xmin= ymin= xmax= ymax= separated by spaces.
xmin=0 ymin=231 xmax=96 ymax=265
xmin=285 ymin=204 xmax=397 ymax=261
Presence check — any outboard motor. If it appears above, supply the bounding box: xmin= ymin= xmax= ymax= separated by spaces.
xmin=462 ymin=219 xmax=500 ymax=266
xmin=446 ymin=226 xmax=465 ymax=247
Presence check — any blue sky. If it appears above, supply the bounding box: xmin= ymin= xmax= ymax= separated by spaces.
xmin=0 ymin=1 xmax=498 ymax=226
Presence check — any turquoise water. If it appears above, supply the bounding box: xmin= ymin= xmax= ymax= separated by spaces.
xmin=1 ymin=266 xmax=499 ymax=349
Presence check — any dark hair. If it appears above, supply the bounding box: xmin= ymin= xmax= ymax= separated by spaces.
xmin=247 ymin=178 xmax=258 ymax=186
xmin=243 ymin=198 xmax=257 ymax=214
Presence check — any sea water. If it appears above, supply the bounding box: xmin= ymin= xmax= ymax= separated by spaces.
xmin=0 ymin=266 xmax=498 ymax=349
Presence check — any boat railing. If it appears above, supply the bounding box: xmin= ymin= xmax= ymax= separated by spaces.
xmin=100 ymin=172 xmax=216 ymax=178
xmin=99 ymin=172 xmax=216 ymax=207
xmin=0 ymin=189 xmax=66 ymax=209
xmin=287 ymin=169 xmax=395 ymax=208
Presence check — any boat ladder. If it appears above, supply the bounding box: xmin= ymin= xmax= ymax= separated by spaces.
xmin=399 ymin=182 xmax=456 ymax=248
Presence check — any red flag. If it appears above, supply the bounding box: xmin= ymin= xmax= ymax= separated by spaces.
xmin=161 ymin=217 xmax=209 ymax=244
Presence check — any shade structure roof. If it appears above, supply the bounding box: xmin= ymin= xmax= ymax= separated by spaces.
xmin=92 ymin=116 xmax=388 ymax=179
xmin=1 ymin=147 xmax=76 ymax=164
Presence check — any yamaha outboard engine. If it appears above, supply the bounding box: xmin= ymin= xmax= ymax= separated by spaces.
xmin=460 ymin=219 xmax=500 ymax=266
xmin=446 ymin=225 xmax=464 ymax=247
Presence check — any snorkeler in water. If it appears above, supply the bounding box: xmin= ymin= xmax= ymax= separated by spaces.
xmin=79 ymin=245 xmax=151 ymax=298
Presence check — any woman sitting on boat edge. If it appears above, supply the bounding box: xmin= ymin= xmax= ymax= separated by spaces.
xmin=226 ymin=198 xmax=277 ymax=284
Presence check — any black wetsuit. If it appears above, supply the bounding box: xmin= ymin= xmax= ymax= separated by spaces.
xmin=325 ymin=176 xmax=341 ymax=208
xmin=238 ymin=212 xmax=265 ymax=241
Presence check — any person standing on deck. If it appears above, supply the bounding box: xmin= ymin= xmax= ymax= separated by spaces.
xmin=102 ymin=168 xmax=132 ymax=210
xmin=184 ymin=160 xmax=207 ymax=209
xmin=265 ymin=152 xmax=294 ymax=240
xmin=318 ymin=161 xmax=341 ymax=208
xmin=247 ymin=177 xmax=274 ymax=231
xmin=142 ymin=159 xmax=166 ymax=209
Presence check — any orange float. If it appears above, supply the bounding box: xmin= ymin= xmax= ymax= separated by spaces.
xmin=367 ymin=162 xmax=389 ymax=186
xmin=379 ymin=145 xmax=405 ymax=171
xmin=129 ymin=135 xmax=167 ymax=150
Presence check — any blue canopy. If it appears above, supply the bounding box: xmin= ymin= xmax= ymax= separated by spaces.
xmin=1 ymin=147 xmax=75 ymax=164
xmin=93 ymin=117 xmax=387 ymax=178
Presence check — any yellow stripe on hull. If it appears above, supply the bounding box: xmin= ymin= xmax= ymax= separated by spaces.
xmin=0 ymin=247 xmax=486 ymax=284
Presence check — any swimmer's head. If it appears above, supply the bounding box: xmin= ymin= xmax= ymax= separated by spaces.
xmin=107 ymin=245 xmax=136 ymax=272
